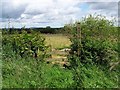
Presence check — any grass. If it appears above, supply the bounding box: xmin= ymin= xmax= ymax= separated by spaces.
xmin=2 ymin=58 xmax=74 ymax=88
xmin=43 ymin=34 xmax=71 ymax=49
xmin=2 ymin=58 xmax=119 ymax=88
xmin=41 ymin=64 xmax=74 ymax=88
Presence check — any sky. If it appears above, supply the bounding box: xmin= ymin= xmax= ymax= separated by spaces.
xmin=0 ymin=0 xmax=119 ymax=28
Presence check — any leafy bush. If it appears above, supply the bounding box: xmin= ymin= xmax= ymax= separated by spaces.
xmin=2 ymin=31 xmax=48 ymax=58
xmin=67 ymin=14 xmax=118 ymax=67
xmin=70 ymin=37 xmax=117 ymax=67
xmin=66 ymin=14 xmax=119 ymax=88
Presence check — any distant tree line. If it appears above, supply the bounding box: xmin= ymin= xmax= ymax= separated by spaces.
xmin=1 ymin=26 xmax=64 ymax=34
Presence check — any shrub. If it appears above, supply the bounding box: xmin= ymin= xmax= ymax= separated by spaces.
xmin=66 ymin=14 xmax=118 ymax=88
xmin=2 ymin=31 xmax=48 ymax=59
xmin=67 ymin=14 xmax=118 ymax=67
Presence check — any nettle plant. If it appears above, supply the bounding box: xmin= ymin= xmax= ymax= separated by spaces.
xmin=3 ymin=31 xmax=48 ymax=59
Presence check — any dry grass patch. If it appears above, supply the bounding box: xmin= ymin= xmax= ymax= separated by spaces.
xmin=42 ymin=34 xmax=71 ymax=49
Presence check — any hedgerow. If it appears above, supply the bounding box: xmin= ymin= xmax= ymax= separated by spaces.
xmin=65 ymin=14 xmax=119 ymax=88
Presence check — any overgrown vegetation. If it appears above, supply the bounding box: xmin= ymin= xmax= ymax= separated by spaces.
xmin=3 ymin=32 xmax=48 ymax=58
xmin=2 ymin=14 xmax=119 ymax=88
xmin=66 ymin=14 xmax=119 ymax=88
xmin=2 ymin=30 xmax=73 ymax=88
xmin=2 ymin=58 xmax=74 ymax=88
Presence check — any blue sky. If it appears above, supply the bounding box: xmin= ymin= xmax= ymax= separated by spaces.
xmin=0 ymin=0 xmax=118 ymax=28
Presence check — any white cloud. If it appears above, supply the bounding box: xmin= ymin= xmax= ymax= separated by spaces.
xmin=0 ymin=0 xmax=119 ymax=28
xmin=81 ymin=0 xmax=119 ymax=2
xmin=85 ymin=2 xmax=118 ymax=23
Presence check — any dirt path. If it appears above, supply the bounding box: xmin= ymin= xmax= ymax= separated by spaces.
xmin=46 ymin=48 xmax=70 ymax=67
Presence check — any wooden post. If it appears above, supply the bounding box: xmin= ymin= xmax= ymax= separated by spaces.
xmin=49 ymin=44 xmax=52 ymax=58
xmin=77 ymin=22 xmax=81 ymax=56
